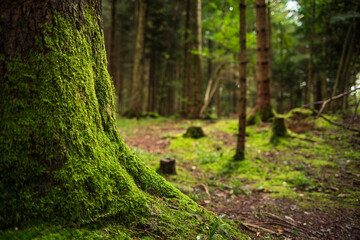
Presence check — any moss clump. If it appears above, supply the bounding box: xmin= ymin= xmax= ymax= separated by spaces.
xmin=183 ymin=126 xmax=205 ymax=139
xmin=288 ymin=108 xmax=313 ymax=121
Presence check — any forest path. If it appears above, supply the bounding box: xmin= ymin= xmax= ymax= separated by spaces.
xmin=117 ymin=117 xmax=360 ymax=240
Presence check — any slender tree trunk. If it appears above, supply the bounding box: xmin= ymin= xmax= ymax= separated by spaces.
xmin=255 ymin=0 xmax=272 ymax=121
xmin=182 ymin=0 xmax=191 ymax=116
xmin=306 ymin=0 xmax=315 ymax=105
xmin=267 ymin=0 xmax=272 ymax=99
xmin=235 ymin=0 xmax=247 ymax=160
xmin=331 ymin=21 xmax=353 ymax=111
xmin=215 ymin=88 xmax=221 ymax=118
xmin=189 ymin=0 xmax=203 ymax=118
xmin=129 ymin=0 xmax=146 ymax=115
xmin=341 ymin=29 xmax=356 ymax=111
xmin=147 ymin=51 xmax=158 ymax=112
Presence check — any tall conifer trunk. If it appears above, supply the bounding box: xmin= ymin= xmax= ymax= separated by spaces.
xmin=255 ymin=0 xmax=273 ymax=121
xmin=129 ymin=0 xmax=146 ymax=115
xmin=182 ymin=0 xmax=202 ymax=118
xmin=235 ymin=0 xmax=247 ymax=160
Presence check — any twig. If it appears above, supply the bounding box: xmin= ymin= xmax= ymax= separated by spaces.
xmin=301 ymin=88 xmax=360 ymax=118
xmin=241 ymin=222 xmax=276 ymax=235
xmin=319 ymin=114 xmax=360 ymax=133
xmin=129 ymin=227 xmax=163 ymax=239
xmin=303 ymin=102 xmax=360 ymax=133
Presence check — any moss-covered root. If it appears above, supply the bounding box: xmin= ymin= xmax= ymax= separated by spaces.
xmin=270 ymin=117 xmax=288 ymax=142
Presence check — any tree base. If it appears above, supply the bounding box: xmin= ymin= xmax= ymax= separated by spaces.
xmin=270 ymin=117 xmax=288 ymax=143
xmin=159 ymin=158 xmax=177 ymax=175
xmin=233 ymin=151 xmax=245 ymax=161
xmin=183 ymin=126 xmax=205 ymax=139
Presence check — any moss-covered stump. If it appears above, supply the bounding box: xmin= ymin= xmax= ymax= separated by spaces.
xmin=159 ymin=158 xmax=177 ymax=175
xmin=287 ymin=108 xmax=315 ymax=133
xmin=270 ymin=117 xmax=288 ymax=142
xmin=0 ymin=2 xmax=249 ymax=239
xmin=183 ymin=126 xmax=205 ymax=139
xmin=288 ymin=108 xmax=313 ymax=121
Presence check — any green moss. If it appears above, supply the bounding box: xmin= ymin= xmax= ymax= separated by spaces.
xmin=183 ymin=126 xmax=205 ymax=139
xmin=0 ymin=6 xmax=251 ymax=239
xmin=287 ymin=108 xmax=313 ymax=120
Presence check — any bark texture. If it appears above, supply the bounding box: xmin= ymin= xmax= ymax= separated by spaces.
xmin=235 ymin=0 xmax=247 ymax=160
xmin=255 ymin=0 xmax=273 ymax=121
xmin=129 ymin=0 xmax=146 ymax=115
xmin=182 ymin=0 xmax=202 ymax=118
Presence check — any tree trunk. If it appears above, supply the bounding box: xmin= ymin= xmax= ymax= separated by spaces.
xmin=147 ymin=51 xmax=158 ymax=112
xmin=340 ymin=29 xmax=356 ymax=111
xmin=129 ymin=0 xmax=146 ymax=115
xmin=331 ymin=21 xmax=353 ymax=111
xmin=255 ymin=0 xmax=273 ymax=121
xmin=235 ymin=0 xmax=247 ymax=161
xmin=0 ymin=0 xmax=194 ymax=229
xmin=109 ymin=0 xmax=123 ymax=113
xmin=305 ymin=0 xmax=315 ymax=105
xmin=189 ymin=0 xmax=203 ymax=118
xmin=182 ymin=0 xmax=202 ymax=118
xmin=182 ymin=0 xmax=191 ymax=116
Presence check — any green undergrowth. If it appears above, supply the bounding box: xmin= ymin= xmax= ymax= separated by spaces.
xmin=114 ymin=117 xmax=360 ymax=216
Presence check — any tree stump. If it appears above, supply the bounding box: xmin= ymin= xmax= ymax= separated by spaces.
xmin=159 ymin=158 xmax=177 ymax=175
xmin=272 ymin=117 xmax=287 ymax=138
xmin=183 ymin=126 xmax=205 ymax=139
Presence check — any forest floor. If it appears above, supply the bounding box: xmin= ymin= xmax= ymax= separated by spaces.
xmin=117 ymin=115 xmax=360 ymax=240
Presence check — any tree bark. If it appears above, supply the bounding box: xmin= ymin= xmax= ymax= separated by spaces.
xmin=147 ymin=50 xmax=158 ymax=112
xmin=235 ymin=0 xmax=247 ymax=160
xmin=340 ymin=29 xmax=356 ymax=111
xmin=0 ymin=0 xmax=189 ymax=229
xmin=129 ymin=0 xmax=146 ymax=115
xmin=182 ymin=0 xmax=191 ymax=116
xmin=305 ymin=0 xmax=315 ymax=105
xmin=331 ymin=21 xmax=353 ymax=111
xmin=182 ymin=0 xmax=202 ymax=118
xmin=255 ymin=0 xmax=273 ymax=121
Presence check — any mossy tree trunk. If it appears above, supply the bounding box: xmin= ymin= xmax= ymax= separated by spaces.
xmin=255 ymin=0 xmax=273 ymax=121
xmin=129 ymin=0 xmax=146 ymax=115
xmin=0 ymin=0 xmax=202 ymax=231
xmin=235 ymin=0 xmax=247 ymax=161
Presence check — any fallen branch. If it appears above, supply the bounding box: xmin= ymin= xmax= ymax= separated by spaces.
xmin=301 ymin=88 xmax=360 ymax=118
xmin=318 ymin=114 xmax=360 ymax=133
xmin=241 ymin=222 xmax=276 ymax=235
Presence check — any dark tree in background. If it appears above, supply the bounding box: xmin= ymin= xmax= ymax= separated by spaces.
xmin=235 ymin=0 xmax=247 ymax=160
xmin=255 ymin=0 xmax=273 ymax=121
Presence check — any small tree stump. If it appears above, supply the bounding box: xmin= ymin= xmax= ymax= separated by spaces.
xmin=183 ymin=126 xmax=205 ymax=139
xmin=272 ymin=117 xmax=287 ymax=137
xmin=159 ymin=158 xmax=177 ymax=175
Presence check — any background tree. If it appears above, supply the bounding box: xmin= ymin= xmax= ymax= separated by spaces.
xmin=255 ymin=0 xmax=273 ymax=121
xmin=129 ymin=0 xmax=147 ymax=116
xmin=235 ymin=0 xmax=247 ymax=160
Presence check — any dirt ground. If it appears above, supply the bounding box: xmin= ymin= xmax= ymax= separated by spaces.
xmin=121 ymin=120 xmax=360 ymax=240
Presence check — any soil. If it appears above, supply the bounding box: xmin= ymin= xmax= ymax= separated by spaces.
xmin=121 ymin=120 xmax=360 ymax=240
